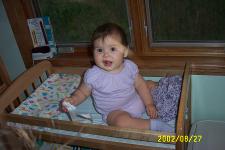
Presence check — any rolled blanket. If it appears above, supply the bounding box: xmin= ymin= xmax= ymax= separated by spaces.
xmin=151 ymin=75 xmax=182 ymax=122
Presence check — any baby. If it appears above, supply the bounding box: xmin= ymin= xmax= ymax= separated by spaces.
xmin=60 ymin=23 xmax=173 ymax=132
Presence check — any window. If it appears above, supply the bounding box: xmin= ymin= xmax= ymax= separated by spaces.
xmin=145 ymin=0 xmax=225 ymax=47
xmin=3 ymin=0 xmax=225 ymax=71
xmin=33 ymin=0 xmax=131 ymax=47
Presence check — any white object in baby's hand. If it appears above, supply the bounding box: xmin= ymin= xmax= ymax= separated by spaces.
xmin=62 ymin=101 xmax=77 ymax=121
xmin=62 ymin=101 xmax=76 ymax=112
xmin=62 ymin=101 xmax=92 ymax=122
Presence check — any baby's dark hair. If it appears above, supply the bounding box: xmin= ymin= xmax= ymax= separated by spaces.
xmin=91 ymin=23 xmax=128 ymax=47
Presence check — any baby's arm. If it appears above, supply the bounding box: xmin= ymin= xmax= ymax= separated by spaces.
xmin=134 ymin=74 xmax=157 ymax=118
xmin=146 ymin=80 xmax=158 ymax=91
xmin=60 ymin=82 xmax=91 ymax=112
xmin=69 ymin=82 xmax=91 ymax=105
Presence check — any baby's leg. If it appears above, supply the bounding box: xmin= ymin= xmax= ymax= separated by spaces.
xmin=107 ymin=110 xmax=174 ymax=132
xmin=107 ymin=110 xmax=149 ymax=129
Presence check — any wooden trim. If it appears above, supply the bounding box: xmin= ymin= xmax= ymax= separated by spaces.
xmin=0 ymin=84 xmax=8 ymax=95
xmin=144 ymin=47 xmax=225 ymax=57
xmin=31 ymin=130 xmax=172 ymax=150
xmin=0 ymin=113 xmax=175 ymax=143
xmin=127 ymin=0 xmax=147 ymax=53
xmin=47 ymin=54 xmax=225 ymax=76
xmin=0 ymin=57 xmax=11 ymax=94
xmin=0 ymin=57 xmax=11 ymax=85
xmin=176 ymin=64 xmax=191 ymax=150
xmin=0 ymin=58 xmax=11 ymax=86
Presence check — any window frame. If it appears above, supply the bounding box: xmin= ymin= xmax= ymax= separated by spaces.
xmin=128 ymin=0 xmax=225 ymax=57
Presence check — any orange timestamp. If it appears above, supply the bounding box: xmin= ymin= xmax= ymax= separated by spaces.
xmin=157 ymin=135 xmax=202 ymax=143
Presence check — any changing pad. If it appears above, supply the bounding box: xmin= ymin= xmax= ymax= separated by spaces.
xmin=12 ymin=73 xmax=104 ymax=124
xmin=12 ymin=73 xmax=81 ymax=120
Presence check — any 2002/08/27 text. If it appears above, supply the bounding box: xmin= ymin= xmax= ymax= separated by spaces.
xmin=158 ymin=135 xmax=202 ymax=143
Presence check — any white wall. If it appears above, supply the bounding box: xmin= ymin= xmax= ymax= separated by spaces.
xmin=0 ymin=0 xmax=26 ymax=80
xmin=192 ymin=75 xmax=225 ymax=123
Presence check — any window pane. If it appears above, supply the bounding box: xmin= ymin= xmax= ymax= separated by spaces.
xmin=37 ymin=0 xmax=130 ymax=45
xmin=147 ymin=0 xmax=225 ymax=43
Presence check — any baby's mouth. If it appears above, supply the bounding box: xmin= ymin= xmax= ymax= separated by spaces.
xmin=103 ymin=60 xmax=112 ymax=67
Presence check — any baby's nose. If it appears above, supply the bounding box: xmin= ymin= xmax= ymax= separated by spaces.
xmin=103 ymin=50 xmax=110 ymax=57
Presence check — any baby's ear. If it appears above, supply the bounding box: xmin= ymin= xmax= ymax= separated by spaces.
xmin=123 ymin=48 xmax=129 ymax=57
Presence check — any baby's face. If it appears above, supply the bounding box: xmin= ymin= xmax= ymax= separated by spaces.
xmin=93 ymin=34 xmax=128 ymax=73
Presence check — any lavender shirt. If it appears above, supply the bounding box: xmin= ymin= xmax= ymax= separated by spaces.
xmin=84 ymin=59 xmax=145 ymax=122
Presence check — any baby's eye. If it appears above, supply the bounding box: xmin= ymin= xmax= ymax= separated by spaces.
xmin=95 ymin=48 xmax=103 ymax=53
xmin=110 ymin=47 xmax=116 ymax=52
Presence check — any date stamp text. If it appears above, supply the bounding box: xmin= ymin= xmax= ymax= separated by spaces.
xmin=158 ymin=135 xmax=202 ymax=143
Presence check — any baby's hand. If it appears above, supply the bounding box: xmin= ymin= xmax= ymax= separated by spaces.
xmin=146 ymin=104 xmax=158 ymax=119
xmin=59 ymin=97 xmax=75 ymax=112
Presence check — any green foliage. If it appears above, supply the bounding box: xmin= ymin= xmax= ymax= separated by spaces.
xmin=38 ymin=0 xmax=130 ymax=44
xmin=39 ymin=0 xmax=225 ymax=43
xmin=150 ymin=0 xmax=225 ymax=41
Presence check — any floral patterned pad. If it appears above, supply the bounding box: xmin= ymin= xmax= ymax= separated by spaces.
xmin=12 ymin=73 xmax=81 ymax=120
